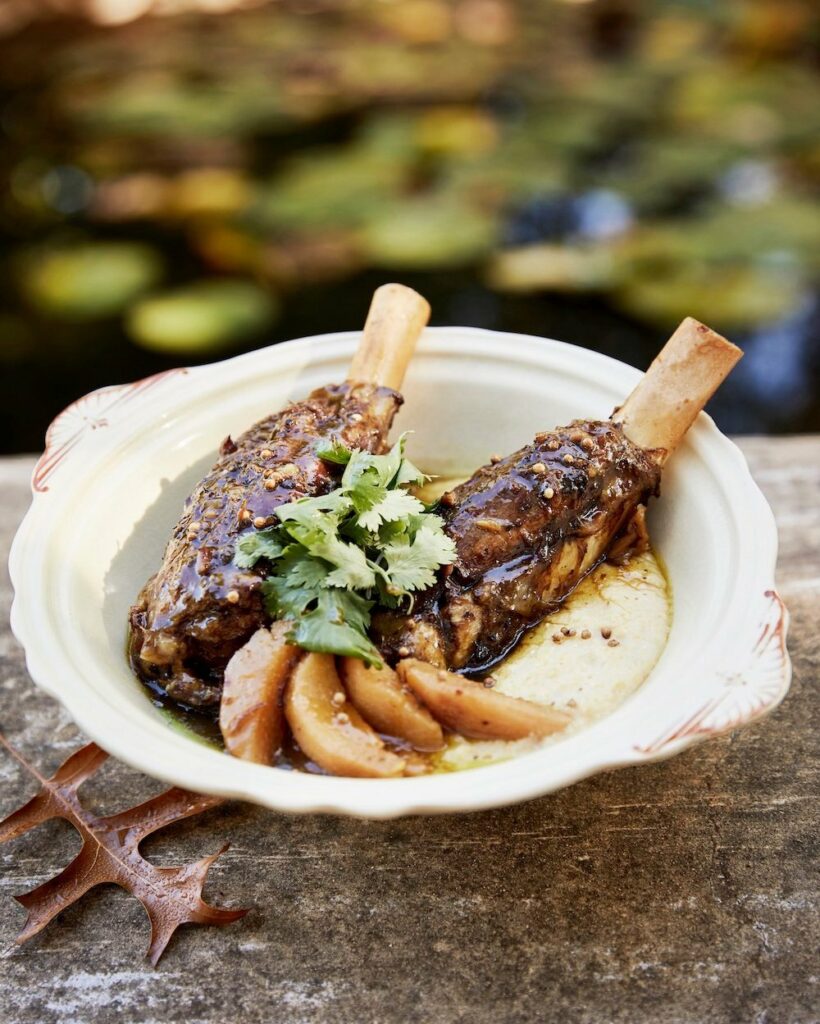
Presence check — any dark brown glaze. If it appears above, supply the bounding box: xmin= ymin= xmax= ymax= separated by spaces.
xmin=129 ymin=382 xmax=402 ymax=708
xmin=374 ymin=420 xmax=661 ymax=674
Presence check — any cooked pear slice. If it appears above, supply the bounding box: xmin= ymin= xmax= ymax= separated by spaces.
xmin=340 ymin=657 xmax=445 ymax=752
xmin=220 ymin=623 xmax=302 ymax=764
xmin=285 ymin=653 xmax=406 ymax=778
xmin=396 ymin=659 xmax=571 ymax=740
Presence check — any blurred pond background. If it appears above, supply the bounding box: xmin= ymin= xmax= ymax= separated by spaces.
xmin=1 ymin=0 xmax=818 ymax=453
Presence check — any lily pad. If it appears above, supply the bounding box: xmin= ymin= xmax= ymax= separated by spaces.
xmin=127 ymin=280 xmax=276 ymax=355
xmin=359 ymin=196 xmax=496 ymax=268
xmin=22 ymin=242 xmax=162 ymax=320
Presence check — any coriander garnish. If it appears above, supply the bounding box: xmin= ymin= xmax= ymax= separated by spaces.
xmin=234 ymin=434 xmax=456 ymax=666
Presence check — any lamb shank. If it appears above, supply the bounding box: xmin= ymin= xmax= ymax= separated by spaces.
xmin=375 ymin=318 xmax=742 ymax=674
xmin=129 ymin=284 xmax=429 ymax=708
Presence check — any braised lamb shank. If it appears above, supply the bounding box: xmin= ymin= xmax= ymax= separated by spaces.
xmin=375 ymin=318 xmax=742 ymax=674
xmin=376 ymin=419 xmax=660 ymax=673
xmin=129 ymin=285 xmax=429 ymax=708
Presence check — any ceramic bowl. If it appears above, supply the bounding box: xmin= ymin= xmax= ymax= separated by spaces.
xmin=9 ymin=328 xmax=790 ymax=817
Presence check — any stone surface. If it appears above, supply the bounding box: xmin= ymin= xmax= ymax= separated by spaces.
xmin=0 ymin=442 xmax=817 ymax=1024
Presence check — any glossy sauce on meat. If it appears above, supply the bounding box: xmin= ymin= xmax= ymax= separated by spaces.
xmin=374 ymin=420 xmax=661 ymax=674
xmin=129 ymin=382 xmax=402 ymax=708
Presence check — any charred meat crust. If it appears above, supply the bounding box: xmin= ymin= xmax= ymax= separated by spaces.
xmin=129 ymin=382 xmax=402 ymax=708
xmin=374 ymin=420 xmax=661 ymax=674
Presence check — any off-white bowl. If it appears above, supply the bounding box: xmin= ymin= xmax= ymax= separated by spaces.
xmin=9 ymin=328 xmax=790 ymax=817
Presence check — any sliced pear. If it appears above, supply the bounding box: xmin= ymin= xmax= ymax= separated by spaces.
xmin=220 ymin=623 xmax=302 ymax=764
xmin=396 ymin=659 xmax=571 ymax=741
xmin=340 ymin=657 xmax=445 ymax=752
xmin=285 ymin=653 xmax=406 ymax=778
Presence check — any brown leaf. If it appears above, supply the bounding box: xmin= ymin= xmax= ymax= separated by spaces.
xmin=0 ymin=734 xmax=248 ymax=964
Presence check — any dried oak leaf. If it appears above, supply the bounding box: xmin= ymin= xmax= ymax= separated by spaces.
xmin=0 ymin=734 xmax=248 ymax=964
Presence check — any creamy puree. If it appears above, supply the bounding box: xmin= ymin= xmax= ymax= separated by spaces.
xmin=416 ymin=476 xmax=672 ymax=772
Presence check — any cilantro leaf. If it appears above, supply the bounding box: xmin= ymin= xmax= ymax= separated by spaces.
xmin=341 ymin=454 xmax=386 ymax=513
xmin=280 ymin=514 xmax=377 ymax=590
xmin=275 ymin=491 xmax=350 ymax=527
xmin=340 ymin=434 xmax=406 ymax=512
xmin=234 ymin=529 xmax=285 ymax=569
xmin=286 ymin=589 xmax=381 ymax=667
xmin=381 ymin=523 xmax=457 ymax=592
xmin=338 ymin=519 xmax=379 ymax=549
xmin=394 ymin=453 xmax=427 ymax=488
xmin=272 ymin=547 xmax=330 ymax=591
xmin=261 ymin=551 xmax=328 ymax=618
xmin=414 ymin=521 xmax=458 ymax=562
xmin=315 ymin=437 xmax=352 ymax=465
xmin=356 ymin=489 xmax=425 ymax=532
xmin=322 ymin=541 xmax=377 ymax=590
